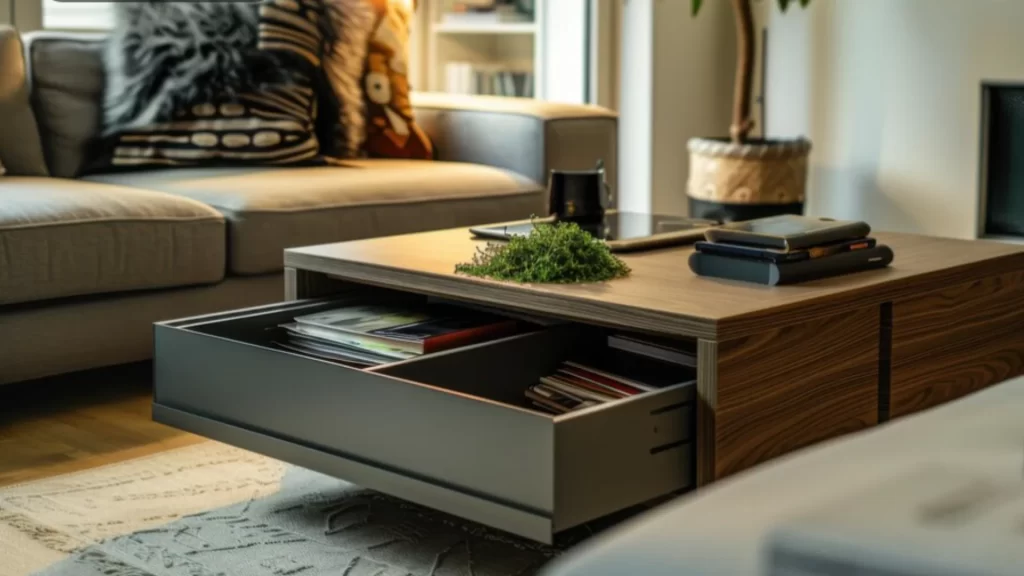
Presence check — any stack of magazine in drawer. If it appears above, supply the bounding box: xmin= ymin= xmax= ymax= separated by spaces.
xmin=272 ymin=301 xmax=697 ymax=416
xmin=274 ymin=302 xmax=519 ymax=367
xmin=525 ymin=334 xmax=696 ymax=415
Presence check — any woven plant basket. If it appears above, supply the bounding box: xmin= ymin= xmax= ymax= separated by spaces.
xmin=687 ymin=137 xmax=812 ymax=222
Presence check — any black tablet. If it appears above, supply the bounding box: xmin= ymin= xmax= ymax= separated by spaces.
xmin=469 ymin=212 xmax=719 ymax=252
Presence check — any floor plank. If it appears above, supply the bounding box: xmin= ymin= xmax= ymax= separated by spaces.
xmin=0 ymin=362 xmax=201 ymax=487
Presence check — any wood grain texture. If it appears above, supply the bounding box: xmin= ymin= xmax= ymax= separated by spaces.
xmin=696 ymin=340 xmax=718 ymax=487
xmin=0 ymin=363 xmax=199 ymax=487
xmin=285 ymin=228 xmax=1024 ymax=340
xmin=890 ymin=270 xmax=1024 ymax=418
xmin=712 ymin=306 xmax=879 ymax=480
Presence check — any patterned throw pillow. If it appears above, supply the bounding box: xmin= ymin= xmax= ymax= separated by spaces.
xmin=87 ymin=0 xmax=328 ymax=172
xmin=322 ymin=0 xmax=432 ymax=160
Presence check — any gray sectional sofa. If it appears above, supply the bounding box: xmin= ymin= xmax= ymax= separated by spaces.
xmin=0 ymin=26 xmax=617 ymax=384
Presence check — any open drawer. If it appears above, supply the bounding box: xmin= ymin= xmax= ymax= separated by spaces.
xmin=153 ymin=297 xmax=695 ymax=543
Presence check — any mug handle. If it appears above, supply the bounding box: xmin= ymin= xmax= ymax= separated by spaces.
xmin=596 ymin=159 xmax=612 ymax=208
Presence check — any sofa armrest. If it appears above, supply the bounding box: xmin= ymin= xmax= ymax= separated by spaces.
xmin=411 ymin=92 xmax=618 ymax=189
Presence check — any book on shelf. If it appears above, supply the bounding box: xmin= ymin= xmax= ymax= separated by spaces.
xmin=275 ymin=303 xmax=517 ymax=367
xmin=441 ymin=11 xmax=531 ymax=25
xmin=443 ymin=2 xmax=531 ymax=24
xmin=445 ymin=62 xmax=533 ymax=98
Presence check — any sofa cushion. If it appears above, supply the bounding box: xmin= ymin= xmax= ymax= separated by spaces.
xmin=86 ymin=160 xmax=544 ymax=274
xmin=0 ymin=177 xmax=226 ymax=305
xmin=23 ymin=32 xmax=105 ymax=178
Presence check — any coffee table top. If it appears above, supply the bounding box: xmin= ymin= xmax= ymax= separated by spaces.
xmin=284 ymin=228 xmax=1024 ymax=340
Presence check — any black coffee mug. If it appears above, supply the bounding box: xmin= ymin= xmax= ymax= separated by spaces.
xmin=548 ymin=160 xmax=611 ymax=223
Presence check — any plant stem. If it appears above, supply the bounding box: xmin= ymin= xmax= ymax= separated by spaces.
xmin=730 ymin=0 xmax=755 ymax=143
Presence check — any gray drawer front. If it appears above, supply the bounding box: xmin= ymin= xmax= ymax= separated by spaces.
xmin=153 ymin=404 xmax=556 ymax=542
xmin=380 ymin=330 xmax=696 ymax=532
xmin=155 ymin=324 xmax=554 ymax=515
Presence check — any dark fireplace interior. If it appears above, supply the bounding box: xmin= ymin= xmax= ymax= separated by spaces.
xmin=982 ymin=84 xmax=1024 ymax=237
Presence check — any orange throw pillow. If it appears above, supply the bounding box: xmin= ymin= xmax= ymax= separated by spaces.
xmin=362 ymin=0 xmax=432 ymax=159
xmin=322 ymin=0 xmax=432 ymax=160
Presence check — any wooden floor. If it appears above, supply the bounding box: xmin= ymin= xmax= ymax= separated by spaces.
xmin=0 ymin=363 xmax=201 ymax=488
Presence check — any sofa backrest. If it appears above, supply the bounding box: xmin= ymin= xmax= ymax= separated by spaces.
xmin=22 ymin=31 xmax=105 ymax=178
xmin=0 ymin=26 xmax=48 ymax=176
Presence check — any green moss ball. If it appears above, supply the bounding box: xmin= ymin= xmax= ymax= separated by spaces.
xmin=455 ymin=221 xmax=631 ymax=284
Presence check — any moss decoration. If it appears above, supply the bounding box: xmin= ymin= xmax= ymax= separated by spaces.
xmin=455 ymin=221 xmax=631 ymax=284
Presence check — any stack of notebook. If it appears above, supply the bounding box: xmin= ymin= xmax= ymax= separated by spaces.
xmin=526 ymin=360 xmax=658 ymax=414
xmin=276 ymin=304 xmax=517 ymax=367
xmin=690 ymin=215 xmax=894 ymax=286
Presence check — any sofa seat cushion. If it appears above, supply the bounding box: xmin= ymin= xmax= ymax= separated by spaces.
xmin=0 ymin=177 xmax=225 ymax=305
xmin=86 ymin=160 xmax=545 ymax=274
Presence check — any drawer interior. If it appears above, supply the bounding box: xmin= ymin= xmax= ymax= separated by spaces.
xmin=376 ymin=325 xmax=696 ymax=415
xmin=178 ymin=293 xmax=427 ymax=349
xmin=175 ymin=295 xmax=696 ymax=417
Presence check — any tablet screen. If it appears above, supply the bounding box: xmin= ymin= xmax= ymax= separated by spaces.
xmin=487 ymin=212 xmax=713 ymax=241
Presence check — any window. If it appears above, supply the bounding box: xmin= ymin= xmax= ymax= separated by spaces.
xmin=42 ymin=0 xmax=113 ymax=30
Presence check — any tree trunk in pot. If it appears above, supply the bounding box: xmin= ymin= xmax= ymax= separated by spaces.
xmin=687 ymin=137 xmax=812 ymax=222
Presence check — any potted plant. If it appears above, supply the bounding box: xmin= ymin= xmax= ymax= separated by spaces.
xmin=688 ymin=0 xmax=812 ymax=222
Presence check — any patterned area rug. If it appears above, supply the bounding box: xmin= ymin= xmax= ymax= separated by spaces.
xmin=0 ymin=442 xmax=563 ymax=576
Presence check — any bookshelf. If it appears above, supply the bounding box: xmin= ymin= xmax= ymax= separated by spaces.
xmin=419 ymin=0 xmax=544 ymax=99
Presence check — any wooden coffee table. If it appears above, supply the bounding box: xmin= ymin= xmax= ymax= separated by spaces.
xmin=154 ymin=228 xmax=1024 ymax=543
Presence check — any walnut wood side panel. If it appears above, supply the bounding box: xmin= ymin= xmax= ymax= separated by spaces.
xmin=696 ymin=340 xmax=718 ymax=487
xmin=890 ymin=270 xmax=1024 ymax=418
xmin=711 ymin=306 xmax=879 ymax=480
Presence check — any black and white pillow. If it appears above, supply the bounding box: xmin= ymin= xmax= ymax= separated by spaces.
xmin=85 ymin=0 xmax=329 ymax=173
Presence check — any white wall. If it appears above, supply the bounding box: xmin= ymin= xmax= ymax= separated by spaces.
xmin=618 ymin=0 xmax=735 ymax=215
xmin=617 ymin=0 xmax=654 ymax=213
xmin=590 ymin=0 xmax=620 ymax=110
xmin=766 ymin=0 xmax=1024 ymax=238
xmin=10 ymin=0 xmax=41 ymax=30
